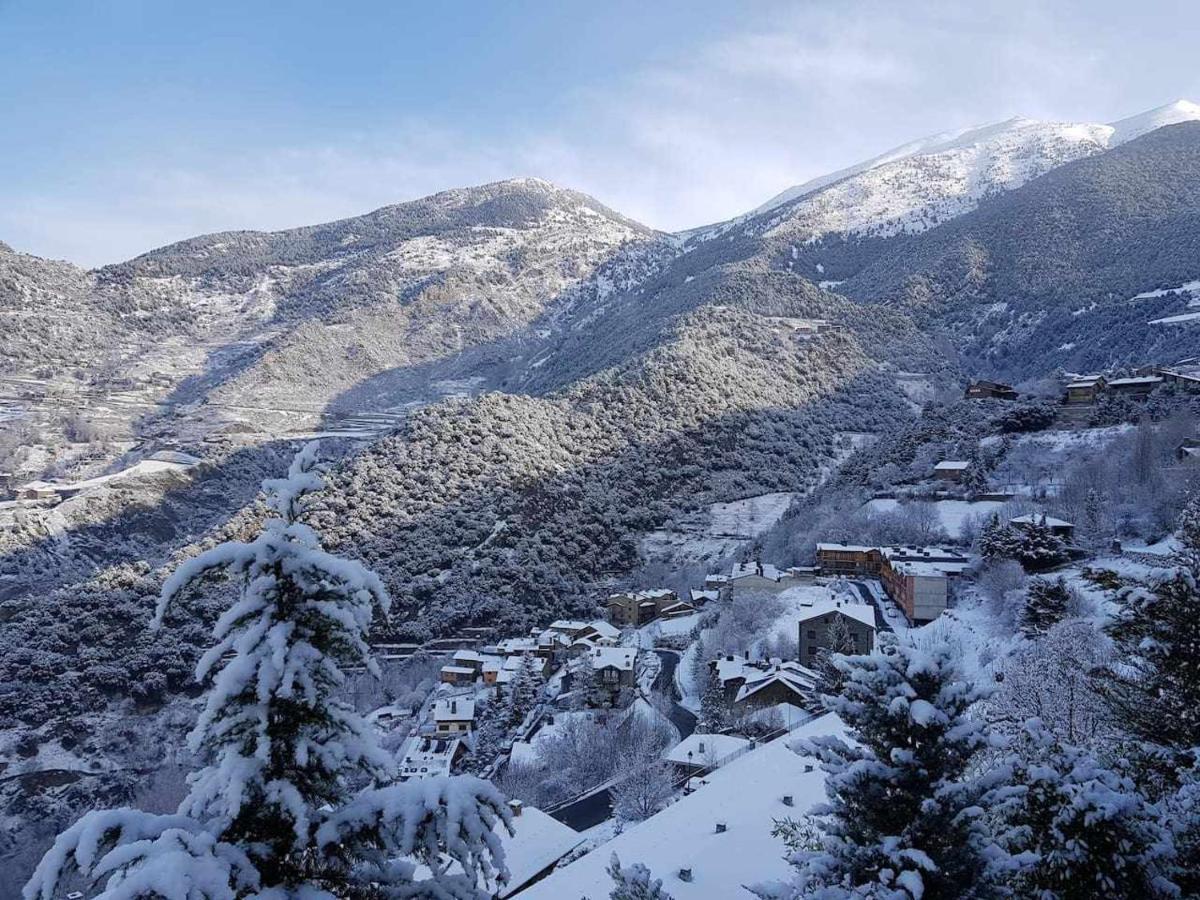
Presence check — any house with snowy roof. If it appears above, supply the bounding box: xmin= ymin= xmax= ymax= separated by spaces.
xmin=733 ymin=660 xmax=819 ymax=711
xmin=432 ymin=697 xmax=476 ymax=735
xmin=727 ymin=560 xmax=806 ymax=597
xmin=1009 ymin=513 xmax=1075 ymax=539
xmin=518 ymin=713 xmax=847 ymax=900
xmin=606 ymin=588 xmax=684 ymax=626
xmin=797 ymin=600 xmax=877 ymax=669
xmin=587 ymin=646 xmax=638 ymax=697
xmin=878 ymin=546 xmax=971 ymax=624
xmin=933 ymin=460 xmax=971 ymax=483
xmin=397 ymin=736 xmax=465 ymax=780
xmin=665 ymin=733 xmax=752 ymax=776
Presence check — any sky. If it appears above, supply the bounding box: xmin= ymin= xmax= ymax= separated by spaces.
xmin=2 ymin=0 xmax=1199 ymax=267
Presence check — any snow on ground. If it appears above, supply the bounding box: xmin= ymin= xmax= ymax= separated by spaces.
xmin=1130 ymin=278 xmax=1200 ymax=302
xmin=520 ymin=712 xmax=847 ymax=900
xmin=982 ymin=424 xmax=1132 ymax=452
xmin=640 ymin=491 xmax=798 ymax=568
xmin=864 ymin=498 xmax=1007 ymax=538
xmin=1149 ymin=311 xmax=1200 ymax=325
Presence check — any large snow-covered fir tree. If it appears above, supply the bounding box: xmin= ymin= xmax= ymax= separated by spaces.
xmin=756 ymin=634 xmax=1005 ymax=900
xmin=24 ymin=443 xmax=512 ymax=900
xmin=994 ymin=719 xmax=1177 ymax=899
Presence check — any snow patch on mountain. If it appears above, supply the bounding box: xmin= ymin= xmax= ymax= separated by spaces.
xmin=733 ymin=100 xmax=1200 ymax=245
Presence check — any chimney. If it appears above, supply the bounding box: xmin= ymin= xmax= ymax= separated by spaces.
xmin=678 ymin=868 xmax=693 ymax=882
xmin=715 ymin=822 xmax=727 ymax=834
xmin=782 ymin=795 xmax=794 ymax=807
xmin=508 ymin=799 xmax=523 ymax=817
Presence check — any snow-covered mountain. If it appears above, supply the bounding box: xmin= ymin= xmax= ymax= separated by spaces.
xmin=706 ymin=99 xmax=1200 ymax=245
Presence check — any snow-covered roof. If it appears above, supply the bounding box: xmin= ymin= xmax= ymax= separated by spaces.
xmin=1010 ymin=513 xmax=1074 ymax=528
xmin=664 ymin=733 xmax=751 ymax=766
xmin=1108 ymin=376 xmax=1163 ymax=386
xmin=496 ymin=637 xmax=537 ymax=654
xmin=690 ymin=589 xmax=720 ymax=603
xmin=398 ymin=736 xmax=461 ymax=780
xmin=432 ymin=698 xmax=475 ymax=722
xmin=589 ymin=646 xmax=637 ymax=672
xmin=735 ymin=662 xmax=818 ymax=705
xmin=452 ymin=649 xmax=483 ymax=663
xmin=934 ymin=460 xmax=971 ymax=470
xmin=890 ymin=560 xmax=966 ymax=578
xmin=520 ymin=713 xmax=847 ymax=900
xmin=411 ymin=802 xmax=583 ymax=899
xmin=1067 ymin=373 xmax=1105 ymax=387
xmin=493 ymin=806 xmax=586 ymax=898
xmin=816 ymin=542 xmax=876 ymax=553
xmin=796 ymin=600 xmax=877 ymax=630
xmin=548 ymin=619 xmax=591 ymax=632
xmin=731 ymin=561 xmax=789 ymax=581
xmin=482 ymin=659 xmax=503 ymax=673
xmin=439 ymin=665 xmax=476 ymax=676
xmin=536 ymin=630 xmax=570 ymax=647
xmin=585 ymin=620 xmax=621 ymax=640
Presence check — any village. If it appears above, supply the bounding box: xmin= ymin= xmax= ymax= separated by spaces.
xmin=332 ymin=366 xmax=1200 ymax=898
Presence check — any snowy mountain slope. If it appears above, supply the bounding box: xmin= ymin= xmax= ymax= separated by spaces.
xmin=0 ymin=179 xmax=671 ymax=443
xmin=702 ymin=99 xmax=1200 ymax=246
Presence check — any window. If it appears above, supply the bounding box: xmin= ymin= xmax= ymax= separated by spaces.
xmin=807 ymin=630 xmax=816 ymax=639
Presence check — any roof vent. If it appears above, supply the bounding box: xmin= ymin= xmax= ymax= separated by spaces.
xmin=508 ymin=799 xmax=523 ymax=817
xmin=678 ymin=868 xmax=693 ymax=882
xmin=804 ymin=764 xmax=814 ymax=773
xmin=715 ymin=821 xmax=727 ymax=834
xmin=782 ymin=795 xmax=794 ymax=806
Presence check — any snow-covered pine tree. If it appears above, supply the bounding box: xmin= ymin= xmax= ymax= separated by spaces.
xmin=506 ymin=653 xmax=543 ymax=727
xmin=979 ymin=514 xmax=1023 ymax=562
xmin=606 ymin=853 xmax=675 ymax=900
xmin=811 ymin=614 xmax=859 ymax=700
xmin=696 ymin=667 xmax=728 ymax=733
xmin=1096 ymin=566 xmax=1200 ymax=789
xmin=466 ymin=699 xmax=507 ymax=775
xmin=758 ymin=634 xmax=1004 ymax=900
xmin=994 ymin=719 xmax=1178 ymax=899
xmin=25 ymin=443 xmax=512 ymax=900
xmin=1020 ymin=577 xmax=1072 ymax=638
xmin=1014 ymin=516 xmax=1067 ymax=569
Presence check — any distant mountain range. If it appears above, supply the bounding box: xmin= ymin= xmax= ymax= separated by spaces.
xmin=4 ymin=100 xmax=1200 ymax=631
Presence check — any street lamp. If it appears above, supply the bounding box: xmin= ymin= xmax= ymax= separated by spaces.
xmin=686 ymin=750 xmax=694 ymax=793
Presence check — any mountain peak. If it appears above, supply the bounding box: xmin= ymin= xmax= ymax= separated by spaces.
xmin=1107 ymin=98 xmax=1200 ymax=145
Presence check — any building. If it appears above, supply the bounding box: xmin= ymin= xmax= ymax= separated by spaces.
xmin=1010 ymin=513 xmax=1075 ymax=540
xmin=439 ymin=664 xmax=477 ymax=686
xmin=933 ymin=460 xmax=971 ymax=483
xmin=1107 ymin=375 xmax=1163 ymax=397
xmin=664 ymin=733 xmax=752 ymax=776
xmin=689 ymin=588 xmax=720 ymax=605
xmin=1178 ymin=438 xmax=1200 ymax=462
xmin=797 ymin=602 xmax=877 ymax=669
xmin=607 ymin=588 xmax=681 ymax=626
xmin=588 ymin=646 xmax=637 ymax=693
xmin=1157 ymin=361 xmax=1200 ymax=389
xmin=815 ymin=544 xmax=883 ymax=578
xmin=733 ymin=661 xmax=819 ymax=711
xmin=964 ymin=380 xmax=1018 ymax=401
xmin=878 ymin=546 xmax=971 ymax=624
xmin=398 ymin=736 xmax=465 ymax=780
xmin=432 ymin=697 xmax=476 ymax=735
xmin=14 ymin=481 xmax=60 ymax=502
xmin=727 ymin=561 xmax=805 ymax=596
xmin=1065 ymin=374 xmax=1106 ymax=404
xmin=544 ymin=620 xmax=594 ymax=640
xmin=518 ymin=714 xmax=848 ymax=900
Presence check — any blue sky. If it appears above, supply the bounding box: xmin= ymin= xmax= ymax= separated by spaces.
xmin=2 ymin=0 xmax=1199 ymax=266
